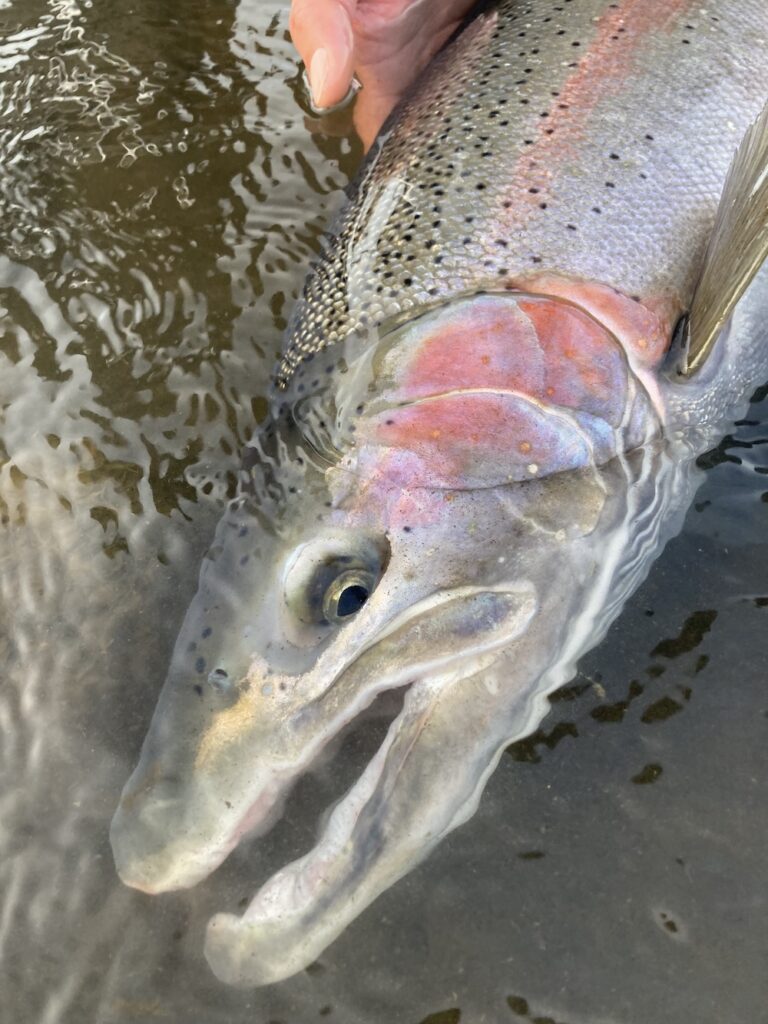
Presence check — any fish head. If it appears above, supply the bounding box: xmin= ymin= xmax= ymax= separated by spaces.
xmin=111 ymin=292 xmax=662 ymax=982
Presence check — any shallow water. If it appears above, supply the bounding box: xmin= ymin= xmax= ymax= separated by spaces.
xmin=0 ymin=2 xmax=766 ymax=1022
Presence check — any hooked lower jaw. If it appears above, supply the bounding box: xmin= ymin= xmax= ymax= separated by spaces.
xmin=204 ymin=671 xmax=463 ymax=987
xmin=202 ymin=642 xmax=543 ymax=988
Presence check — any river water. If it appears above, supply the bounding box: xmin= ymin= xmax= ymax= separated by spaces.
xmin=0 ymin=2 xmax=766 ymax=1022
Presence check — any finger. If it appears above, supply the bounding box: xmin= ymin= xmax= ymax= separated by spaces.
xmin=353 ymin=86 xmax=401 ymax=150
xmin=204 ymin=657 xmax=535 ymax=986
xmin=289 ymin=0 xmax=355 ymax=109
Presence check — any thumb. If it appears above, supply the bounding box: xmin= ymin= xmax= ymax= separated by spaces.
xmin=289 ymin=0 xmax=355 ymax=109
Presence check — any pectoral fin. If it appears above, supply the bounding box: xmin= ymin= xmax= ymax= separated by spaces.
xmin=683 ymin=97 xmax=768 ymax=374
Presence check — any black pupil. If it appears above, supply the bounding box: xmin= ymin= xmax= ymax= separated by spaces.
xmin=336 ymin=584 xmax=369 ymax=617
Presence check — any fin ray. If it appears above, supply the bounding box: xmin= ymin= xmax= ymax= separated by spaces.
xmin=685 ymin=97 xmax=768 ymax=373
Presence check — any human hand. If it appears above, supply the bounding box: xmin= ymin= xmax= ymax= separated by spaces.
xmin=289 ymin=0 xmax=477 ymax=149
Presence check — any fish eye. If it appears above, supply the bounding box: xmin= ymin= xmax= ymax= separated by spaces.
xmin=283 ymin=530 xmax=390 ymax=634
xmin=322 ymin=569 xmax=376 ymax=623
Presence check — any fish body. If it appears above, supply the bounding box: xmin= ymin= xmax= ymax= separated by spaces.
xmin=111 ymin=0 xmax=768 ymax=987
xmin=279 ymin=0 xmax=766 ymax=386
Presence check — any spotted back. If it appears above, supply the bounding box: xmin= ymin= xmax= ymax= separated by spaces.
xmin=277 ymin=0 xmax=768 ymax=392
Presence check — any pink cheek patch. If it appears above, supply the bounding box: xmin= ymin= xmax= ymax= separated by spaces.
xmin=386 ymin=301 xmax=547 ymax=399
xmin=364 ymin=391 xmax=601 ymax=489
xmin=349 ymin=291 xmax=660 ymax=492
xmin=386 ymin=294 xmax=630 ymax=428
xmin=508 ymin=273 xmax=673 ymax=370
xmin=517 ymin=299 xmax=628 ymax=425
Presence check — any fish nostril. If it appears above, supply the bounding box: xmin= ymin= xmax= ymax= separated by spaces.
xmin=208 ymin=667 xmax=230 ymax=690
xmin=207 ymin=666 xmax=240 ymax=706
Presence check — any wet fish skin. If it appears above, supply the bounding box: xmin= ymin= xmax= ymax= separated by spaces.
xmin=280 ymin=0 xmax=768 ymax=385
xmin=110 ymin=0 xmax=768 ymax=987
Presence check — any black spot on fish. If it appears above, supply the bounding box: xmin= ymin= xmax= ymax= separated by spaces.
xmin=195 ymin=657 xmax=206 ymax=674
xmin=193 ymin=684 xmax=203 ymax=697
xmin=202 ymin=627 xmax=212 ymax=639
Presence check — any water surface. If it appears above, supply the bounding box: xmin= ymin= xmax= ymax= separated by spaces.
xmin=0 ymin=2 xmax=766 ymax=1022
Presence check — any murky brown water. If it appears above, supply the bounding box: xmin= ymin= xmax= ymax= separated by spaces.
xmin=0 ymin=2 xmax=766 ymax=1022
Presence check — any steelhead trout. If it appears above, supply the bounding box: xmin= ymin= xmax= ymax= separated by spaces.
xmin=111 ymin=0 xmax=768 ymax=986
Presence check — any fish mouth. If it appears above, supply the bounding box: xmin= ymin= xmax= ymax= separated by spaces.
xmin=202 ymin=582 xmax=538 ymax=987
xmin=111 ymin=582 xmax=537 ymax=984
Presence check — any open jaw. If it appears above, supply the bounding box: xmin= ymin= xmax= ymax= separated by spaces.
xmin=111 ymin=583 xmax=539 ymax=987
xmin=205 ymin=588 xmax=542 ymax=986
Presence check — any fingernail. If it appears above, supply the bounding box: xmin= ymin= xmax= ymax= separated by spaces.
xmin=309 ymin=48 xmax=329 ymax=108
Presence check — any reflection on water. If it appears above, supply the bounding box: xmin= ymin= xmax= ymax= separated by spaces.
xmin=0 ymin=1 xmax=765 ymax=1021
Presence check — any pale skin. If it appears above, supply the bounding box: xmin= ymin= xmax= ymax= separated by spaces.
xmin=289 ymin=0 xmax=477 ymax=148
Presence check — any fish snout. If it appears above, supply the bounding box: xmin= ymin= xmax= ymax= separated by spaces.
xmin=110 ymin=772 xmax=226 ymax=893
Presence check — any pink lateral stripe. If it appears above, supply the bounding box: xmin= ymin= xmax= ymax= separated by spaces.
xmin=499 ymin=0 xmax=699 ymax=218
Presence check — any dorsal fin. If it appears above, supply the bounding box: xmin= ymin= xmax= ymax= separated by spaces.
xmin=683 ymin=97 xmax=768 ymax=374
